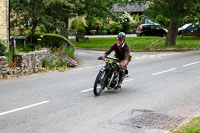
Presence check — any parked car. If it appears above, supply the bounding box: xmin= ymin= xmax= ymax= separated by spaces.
xmin=178 ymin=23 xmax=199 ymax=35
xmin=136 ymin=24 xmax=167 ymax=37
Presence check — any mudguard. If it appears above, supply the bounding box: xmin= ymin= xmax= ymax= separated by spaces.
xmin=99 ymin=67 xmax=105 ymax=72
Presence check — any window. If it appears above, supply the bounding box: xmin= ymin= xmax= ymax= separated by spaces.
xmin=150 ymin=25 xmax=156 ymax=30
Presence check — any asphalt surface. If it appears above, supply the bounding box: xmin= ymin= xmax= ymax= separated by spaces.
xmin=0 ymin=49 xmax=200 ymax=133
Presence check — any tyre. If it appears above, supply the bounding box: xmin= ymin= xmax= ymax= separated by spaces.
xmin=93 ymin=71 xmax=107 ymax=96
xmin=162 ymin=33 xmax=167 ymax=37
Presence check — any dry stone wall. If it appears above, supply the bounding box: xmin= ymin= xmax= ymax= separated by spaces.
xmin=0 ymin=49 xmax=49 ymax=79
xmin=0 ymin=56 xmax=8 ymax=79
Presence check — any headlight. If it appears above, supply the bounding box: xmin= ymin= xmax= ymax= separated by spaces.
xmin=105 ymin=58 xmax=109 ymax=63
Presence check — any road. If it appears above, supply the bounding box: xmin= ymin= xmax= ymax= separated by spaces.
xmin=0 ymin=49 xmax=200 ymax=133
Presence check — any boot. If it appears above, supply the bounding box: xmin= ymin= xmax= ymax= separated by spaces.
xmin=114 ymin=71 xmax=125 ymax=90
xmin=124 ymin=69 xmax=129 ymax=78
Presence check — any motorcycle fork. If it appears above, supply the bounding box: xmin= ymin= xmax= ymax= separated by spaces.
xmin=103 ymin=68 xmax=111 ymax=88
xmin=107 ymin=72 xmax=115 ymax=89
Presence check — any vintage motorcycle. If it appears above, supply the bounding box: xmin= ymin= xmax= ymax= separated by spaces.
xmin=93 ymin=56 xmax=124 ymax=96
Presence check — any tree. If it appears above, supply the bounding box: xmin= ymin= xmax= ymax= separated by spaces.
xmin=126 ymin=0 xmax=200 ymax=46
xmin=76 ymin=0 xmax=120 ymax=17
xmin=147 ymin=0 xmax=200 ymax=46
xmin=74 ymin=0 xmax=123 ymax=34
xmin=11 ymin=0 xmax=77 ymax=42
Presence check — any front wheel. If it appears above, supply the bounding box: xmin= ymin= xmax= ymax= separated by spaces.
xmin=93 ymin=71 xmax=107 ymax=96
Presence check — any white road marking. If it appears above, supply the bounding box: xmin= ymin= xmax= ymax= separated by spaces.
xmin=182 ymin=61 xmax=200 ymax=67
xmin=74 ymin=64 xmax=104 ymax=71
xmin=74 ymin=68 xmax=85 ymax=71
xmin=152 ymin=68 xmax=177 ymax=76
xmin=80 ymin=88 xmax=93 ymax=93
xmin=123 ymin=79 xmax=134 ymax=82
xmin=83 ymin=66 xmax=95 ymax=69
xmin=0 ymin=101 xmax=49 ymax=116
xmin=80 ymin=79 xmax=133 ymax=93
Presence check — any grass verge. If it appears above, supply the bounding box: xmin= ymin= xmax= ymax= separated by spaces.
xmin=74 ymin=36 xmax=200 ymax=51
xmin=152 ymin=36 xmax=200 ymax=51
xmin=173 ymin=116 xmax=200 ymax=133
xmin=74 ymin=36 xmax=160 ymax=51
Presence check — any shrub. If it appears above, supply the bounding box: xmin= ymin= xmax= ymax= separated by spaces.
xmin=21 ymin=29 xmax=31 ymax=36
xmin=118 ymin=12 xmax=133 ymax=32
xmin=85 ymin=16 xmax=99 ymax=34
xmin=0 ymin=40 xmax=7 ymax=56
xmin=43 ymin=46 xmax=78 ymax=71
xmin=42 ymin=33 xmax=75 ymax=50
xmin=5 ymin=50 xmax=13 ymax=67
xmin=106 ymin=23 xmax=122 ymax=34
xmin=71 ymin=19 xmax=86 ymax=34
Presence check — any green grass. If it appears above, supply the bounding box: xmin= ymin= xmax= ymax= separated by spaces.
xmin=152 ymin=36 xmax=200 ymax=50
xmin=74 ymin=37 xmax=160 ymax=51
xmin=74 ymin=36 xmax=200 ymax=51
xmin=173 ymin=117 xmax=200 ymax=133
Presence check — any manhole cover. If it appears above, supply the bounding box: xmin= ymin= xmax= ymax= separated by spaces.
xmin=121 ymin=112 xmax=185 ymax=130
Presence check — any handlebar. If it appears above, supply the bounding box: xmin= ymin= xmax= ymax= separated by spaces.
xmin=98 ymin=56 xmax=119 ymax=62
xmin=106 ymin=56 xmax=119 ymax=62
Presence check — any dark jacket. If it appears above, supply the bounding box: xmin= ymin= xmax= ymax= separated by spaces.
xmin=105 ymin=43 xmax=130 ymax=61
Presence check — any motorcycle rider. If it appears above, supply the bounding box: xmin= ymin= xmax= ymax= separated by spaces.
xmin=98 ymin=32 xmax=131 ymax=89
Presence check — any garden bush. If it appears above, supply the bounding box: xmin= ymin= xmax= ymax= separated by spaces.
xmin=85 ymin=16 xmax=99 ymax=34
xmin=106 ymin=22 xmax=122 ymax=34
xmin=71 ymin=19 xmax=86 ymax=34
xmin=42 ymin=33 xmax=75 ymax=50
xmin=0 ymin=40 xmax=7 ymax=56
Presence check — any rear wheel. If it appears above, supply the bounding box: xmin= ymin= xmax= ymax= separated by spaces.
xmin=93 ymin=71 xmax=107 ymax=96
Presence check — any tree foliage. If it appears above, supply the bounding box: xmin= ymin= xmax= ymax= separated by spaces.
xmin=127 ymin=0 xmax=200 ymax=45
xmin=11 ymin=0 xmax=125 ymax=37
xmin=144 ymin=0 xmax=200 ymax=26
xmin=71 ymin=19 xmax=86 ymax=34
xmin=11 ymin=0 xmax=78 ymax=42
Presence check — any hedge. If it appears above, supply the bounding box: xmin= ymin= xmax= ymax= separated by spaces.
xmin=42 ymin=33 xmax=75 ymax=50
xmin=71 ymin=19 xmax=86 ymax=34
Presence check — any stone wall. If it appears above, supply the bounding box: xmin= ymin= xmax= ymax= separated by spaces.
xmin=0 ymin=0 xmax=9 ymax=46
xmin=0 ymin=56 xmax=8 ymax=79
xmin=0 ymin=49 xmax=49 ymax=79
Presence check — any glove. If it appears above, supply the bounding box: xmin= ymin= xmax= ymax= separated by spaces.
xmin=98 ymin=54 xmax=106 ymax=60
xmin=98 ymin=56 xmax=104 ymax=60
xmin=121 ymin=60 xmax=128 ymax=68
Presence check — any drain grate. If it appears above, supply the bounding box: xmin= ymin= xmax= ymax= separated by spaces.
xmin=121 ymin=112 xmax=185 ymax=130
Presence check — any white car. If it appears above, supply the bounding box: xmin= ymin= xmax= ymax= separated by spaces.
xmin=178 ymin=23 xmax=198 ymax=35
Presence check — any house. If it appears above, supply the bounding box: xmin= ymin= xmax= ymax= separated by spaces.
xmin=113 ymin=2 xmax=149 ymax=14
xmin=0 ymin=0 xmax=9 ymax=47
xmin=68 ymin=2 xmax=149 ymax=29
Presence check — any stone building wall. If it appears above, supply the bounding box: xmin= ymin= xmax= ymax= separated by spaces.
xmin=0 ymin=49 xmax=49 ymax=79
xmin=0 ymin=0 xmax=9 ymax=46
